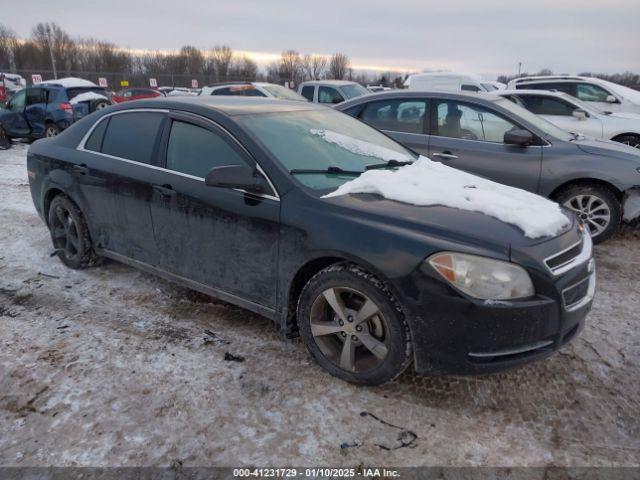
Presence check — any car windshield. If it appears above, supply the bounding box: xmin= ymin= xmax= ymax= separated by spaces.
xmin=262 ymin=85 xmax=308 ymax=102
xmin=239 ymin=109 xmax=418 ymax=191
xmin=339 ymin=83 xmax=370 ymax=99
xmin=495 ymin=97 xmax=574 ymax=141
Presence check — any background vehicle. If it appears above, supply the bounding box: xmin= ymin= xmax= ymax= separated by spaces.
xmin=112 ymin=87 xmax=165 ymax=103
xmin=495 ymin=89 xmax=640 ymax=148
xmin=1 ymin=72 xmax=27 ymax=105
xmin=337 ymin=90 xmax=640 ymax=242
xmin=404 ymin=72 xmax=496 ymax=93
xmin=507 ymin=75 xmax=640 ymax=114
xmin=0 ymin=78 xmax=111 ymax=140
xmin=27 ymin=96 xmax=593 ymax=385
xmin=200 ymin=82 xmax=307 ymax=101
xmin=297 ymin=80 xmax=370 ymax=104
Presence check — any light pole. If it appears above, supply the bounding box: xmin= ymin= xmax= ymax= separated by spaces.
xmin=517 ymin=62 xmax=522 ymax=77
xmin=45 ymin=24 xmax=57 ymax=79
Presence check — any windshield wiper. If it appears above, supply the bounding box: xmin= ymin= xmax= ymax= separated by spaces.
xmin=365 ymin=159 xmax=414 ymax=170
xmin=289 ymin=166 xmax=362 ymax=176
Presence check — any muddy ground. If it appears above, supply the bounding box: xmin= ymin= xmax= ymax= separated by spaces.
xmin=0 ymin=143 xmax=639 ymax=467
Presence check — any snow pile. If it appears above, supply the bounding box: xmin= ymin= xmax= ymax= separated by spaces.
xmin=69 ymin=91 xmax=109 ymax=104
xmin=324 ymin=156 xmax=570 ymax=239
xmin=310 ymin=129 xmax=410 ymax=162
xmin=39 ymin=77 xmax=97 ymax=88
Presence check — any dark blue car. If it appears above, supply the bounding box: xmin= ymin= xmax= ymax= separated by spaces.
xmin=0 ymin=80 xmax=111 ymax=143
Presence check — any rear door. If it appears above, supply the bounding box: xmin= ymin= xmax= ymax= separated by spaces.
xmin=357 ymin=97 xmax=430 ymax=155
xmin=149 ymin=112 xmax=280 ymax=308
xmin=24 ymin=87 xmax=48 ymax=136
xmin=78 ymin=110 xmax=166 ymax=264
xmin=427 ymin=98 xmax=543 ymax=192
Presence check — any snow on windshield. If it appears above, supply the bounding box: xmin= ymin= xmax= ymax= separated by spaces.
xmin=309 ymin=129 xmax=413 ymax=163
xmin=323 ymin=156 xmax=570 ymax=239
xmin=69 ymin=91 xmax=108 ymax=104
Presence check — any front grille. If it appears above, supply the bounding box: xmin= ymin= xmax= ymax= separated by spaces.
xmin=562 ymin=276 xmax=591 ymax=310
xmin=546 ymin=242 xmax=582 ymax=271
xmin=544 ymin=229 xmax=592 ymax=276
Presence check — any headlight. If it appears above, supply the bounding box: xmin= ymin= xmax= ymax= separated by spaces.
xmin=427 ymin=252 xmax=534 ymax=300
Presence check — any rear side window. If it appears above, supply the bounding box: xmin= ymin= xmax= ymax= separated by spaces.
xmin=517 ymin=95 xmax=576 ymax=116
xmin=166 ymin=121 xmax=248 ymax=178
xmin=85 ymin=117 xmax=109 ymax=152
xmin=26 ymin=88 xmax=46 ymax=105
xmin=521 ymin=82 xmax=576 ymax=96
xmin=301 ymin=86 xmax=314 ymax=101
xmin=101 ymin=112 xmax=164 ymax=164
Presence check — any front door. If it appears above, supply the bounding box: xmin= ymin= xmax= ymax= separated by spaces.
xmin=428 ymin=98 xmax=543 ymax=193
xmin=2 ymin=89 xmax=29 ymax=137
xmin=149 ymin=113 xmax=280 ymax=309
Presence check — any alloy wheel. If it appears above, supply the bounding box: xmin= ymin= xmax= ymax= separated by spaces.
xmin=309 ymin=286 xmax=389 ymax=372
xmin=95 ymin=102 xmax=109 ymax=110
xmin=51 ymin=205 xmax=81 ymax=260
xmin=45 ymin=126 xmax=59 ymax=137
xmin=622 ymin=139 xmax=640 ymax=149
xmin=563 ymin=194 xmax=611 ymax=237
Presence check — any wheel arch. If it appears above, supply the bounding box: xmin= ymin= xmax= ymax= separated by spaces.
xmin=611 ymin=132 xmax=640 ymax=142
xmin=549 ymin=178 xmax=624 ymax=203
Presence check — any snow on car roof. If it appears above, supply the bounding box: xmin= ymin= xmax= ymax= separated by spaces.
xmin=39 ymin=77 xmax=98 ymax=88
xmin=69 ymin=91 xmax=109 ymax=104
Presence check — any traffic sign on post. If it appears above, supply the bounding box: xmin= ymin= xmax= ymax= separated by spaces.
xmin=31 ymin=74 xmax=42 ymax=85
xmin=149 ymin=78 xmax=158 ymax=88
xmin=120 ymin=80 xmax=129 ymax=87
xmin=98 ymin=77 xmax=108 ymax=87
xmin=191 ymin=79 xmax=198 ymax=88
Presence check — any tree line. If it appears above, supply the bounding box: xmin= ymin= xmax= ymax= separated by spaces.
xmin=0 ymin=22 xmax=382 ymax=88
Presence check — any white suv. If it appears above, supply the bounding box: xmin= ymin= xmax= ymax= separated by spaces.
xmin=506 ymin=76 xmax=640 ymax=114
xmin=199 ymin=82 xmax=307 ymax=102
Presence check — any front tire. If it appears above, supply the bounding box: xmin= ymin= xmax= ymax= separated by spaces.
xmin=613 ymin=134 xmax=640 ymax=149
xmin=555 ymin=184 xmax=621 ymax=244
xmin=48 ymin=195 xmax=101 ymax=269
xmin=297 ymin=263 xmax=412 ymax=385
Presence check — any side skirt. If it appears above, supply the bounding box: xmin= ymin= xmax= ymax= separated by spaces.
xmin=97 ymin=248 xmax=277 ymax=320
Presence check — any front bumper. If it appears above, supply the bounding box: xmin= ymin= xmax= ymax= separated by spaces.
xmin=622 ymin=188 xmax=640 ymax=222
xmin=400 ymin=243 xmax=595 ymax=376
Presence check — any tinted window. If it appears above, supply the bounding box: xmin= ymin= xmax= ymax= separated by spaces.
xmin=435 ymin=100 xmax=519 ymax=143
xmin=318 ymin=86 xmax=344 ymax=104
xmin=520 ymin=82 xmax=576 ymax=96
xmin=166 ymin=121 xmax=248 ymax=178
xmin=26 ymin=88 xmax=46 ymax=105
xmin=102 ymin=112 xmax=164 ymax=163
xmin=576 ymin=83 xmax=611 ymax=102
xmin=360 ymin=99 xmax=427 ymax=134
xmin=517 ymin=95 xmax=576 ymax=116
xmin=301 ymin=85 xmax=314 ymax=101
xmin=85 ymin=117 xmax=109 ymax=152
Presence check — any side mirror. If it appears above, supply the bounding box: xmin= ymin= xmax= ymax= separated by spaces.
xmin=606 ymin=95 xmax=617 ymax=103
xmin=504 ymin=129 xmax=534 ymax=147
xmin=572 ymin=109 xmax=588 ymax=120
xmin=205 ymin=165 xmax=268 ymax=194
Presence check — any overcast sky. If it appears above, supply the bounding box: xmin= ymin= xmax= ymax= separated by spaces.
xmin=8 ymin=0 xmax=640 ymax=77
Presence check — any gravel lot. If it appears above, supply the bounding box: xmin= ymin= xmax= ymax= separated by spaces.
xmin=1 ymin=142 xmax=639 ymax=467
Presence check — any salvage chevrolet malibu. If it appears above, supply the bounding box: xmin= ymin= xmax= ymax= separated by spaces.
xmin=27 ymin=97 xmax=595 ymax=385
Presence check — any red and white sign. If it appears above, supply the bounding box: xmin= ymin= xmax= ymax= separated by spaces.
xmin=191 ymin=79 xmax=198 ymax=88
xmin=31 ymin=74 xmax=43 ymax=84
xmin=98 ymin=77 xmax=108 ymax=87
xmin=149 ymin=78 xmax=158 ymax=88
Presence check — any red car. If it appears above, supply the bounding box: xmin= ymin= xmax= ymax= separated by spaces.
xmin=112 ymin=88 xmax=164 ymax=103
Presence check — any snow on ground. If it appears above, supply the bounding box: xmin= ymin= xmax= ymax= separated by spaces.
xmin=0 ymin=142 xmax=639 ymax=467
xmin=69 ymin=92 xmax=108 ymax=104
xmin=325 ymin=155 xmax=569 ymax=239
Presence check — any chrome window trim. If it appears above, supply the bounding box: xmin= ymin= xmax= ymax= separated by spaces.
xmin=429 ymin=132 xmax=551 ymax=148
xmin=544 ymin=228 xmax=592 ymax=276
xmin=76 ymin=108 xmax=280 ymax=201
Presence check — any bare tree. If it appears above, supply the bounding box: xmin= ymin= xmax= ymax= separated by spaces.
xmin=208 ymin=45 xmax=233 ymax=82
xmin=31 ymin=22 xmax=77 ymax=77
xmin=229 ymin=54 xmax=258 ymax=81
xmin=328 ymin=52 xmax=349 ymax=80
xmin=301 ymin=54 xmax=327 ymax=80
xmin=0 ymin=24 xmax=18 ymax=71
xmin=278 ymin=50 xmax=302 ymax=85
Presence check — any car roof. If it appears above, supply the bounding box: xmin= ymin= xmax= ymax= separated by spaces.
xmin=336 ymin=89 xmax=503 ymax=107
xmin=496 ymin=89 xmax=574 ymax=98
xmin=299 ymin=80 xmax=358 ymax=87
xmin=118 ymin=96 xmax=325 ymax=116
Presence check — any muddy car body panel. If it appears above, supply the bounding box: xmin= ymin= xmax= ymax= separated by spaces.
xmin=27 ymin=97 xmax=594 ymax=376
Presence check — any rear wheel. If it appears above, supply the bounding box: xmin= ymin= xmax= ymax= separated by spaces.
xmin=297 ymin=264 xmax=412 ymax=385
xmin=93 ymin=100 xmax=110 ymax=111
xmin=555 ymin=184 xmax=621 ymax=244
xmin=44 ymin=123 xmax=60 ymax=138
xmin=48 ymin=195 xmax=101 ymax=269
xmin=613 ymin=134 xmax=640 ymax=149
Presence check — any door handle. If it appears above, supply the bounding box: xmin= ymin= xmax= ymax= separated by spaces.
xmin=432 ymin=152 xmax=459 ymax=160
xmin=153 ymin=184 xmax=177 ymax=197
xmin=72 ymin=164 xmax=89 ymax=175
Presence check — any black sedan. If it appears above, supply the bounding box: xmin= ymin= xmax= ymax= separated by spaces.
xmin=27 ymin=97 xmax=595 ymax=385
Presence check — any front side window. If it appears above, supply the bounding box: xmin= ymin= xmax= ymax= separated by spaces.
xmin=435 ymin=100 xmax=519 ymax=143
xmin=517 ymin=95 xmax=576 ymax=116
xmin=26 ymin=88 xmax=45 ymax=106
xmin=101 ymin=112 xmax=164 ymax=164
xmin=360 ymin=99 xmax=427 ymax=134
xmin=9 ymin=89 xmax=26 ymax=109
xmin=238 ymin=109 xmax=417 ymax=191
xmin=166 ymin=121 xmax=248 ymax=178
xmin=576 ymin=83 xmax=611 ymax=102
xmin=318 ymin=87 xmax=344 ymax=104
xmin=301 ymin=85 xmax=314 ymax=101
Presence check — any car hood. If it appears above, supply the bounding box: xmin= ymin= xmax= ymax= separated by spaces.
xmin=324 ymin=193 xmax=577 ymax=254
xmin=574 ymin=136 xmax=640 ymax=161
xmin=605 ymin=111 xmax=640 ymax=121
